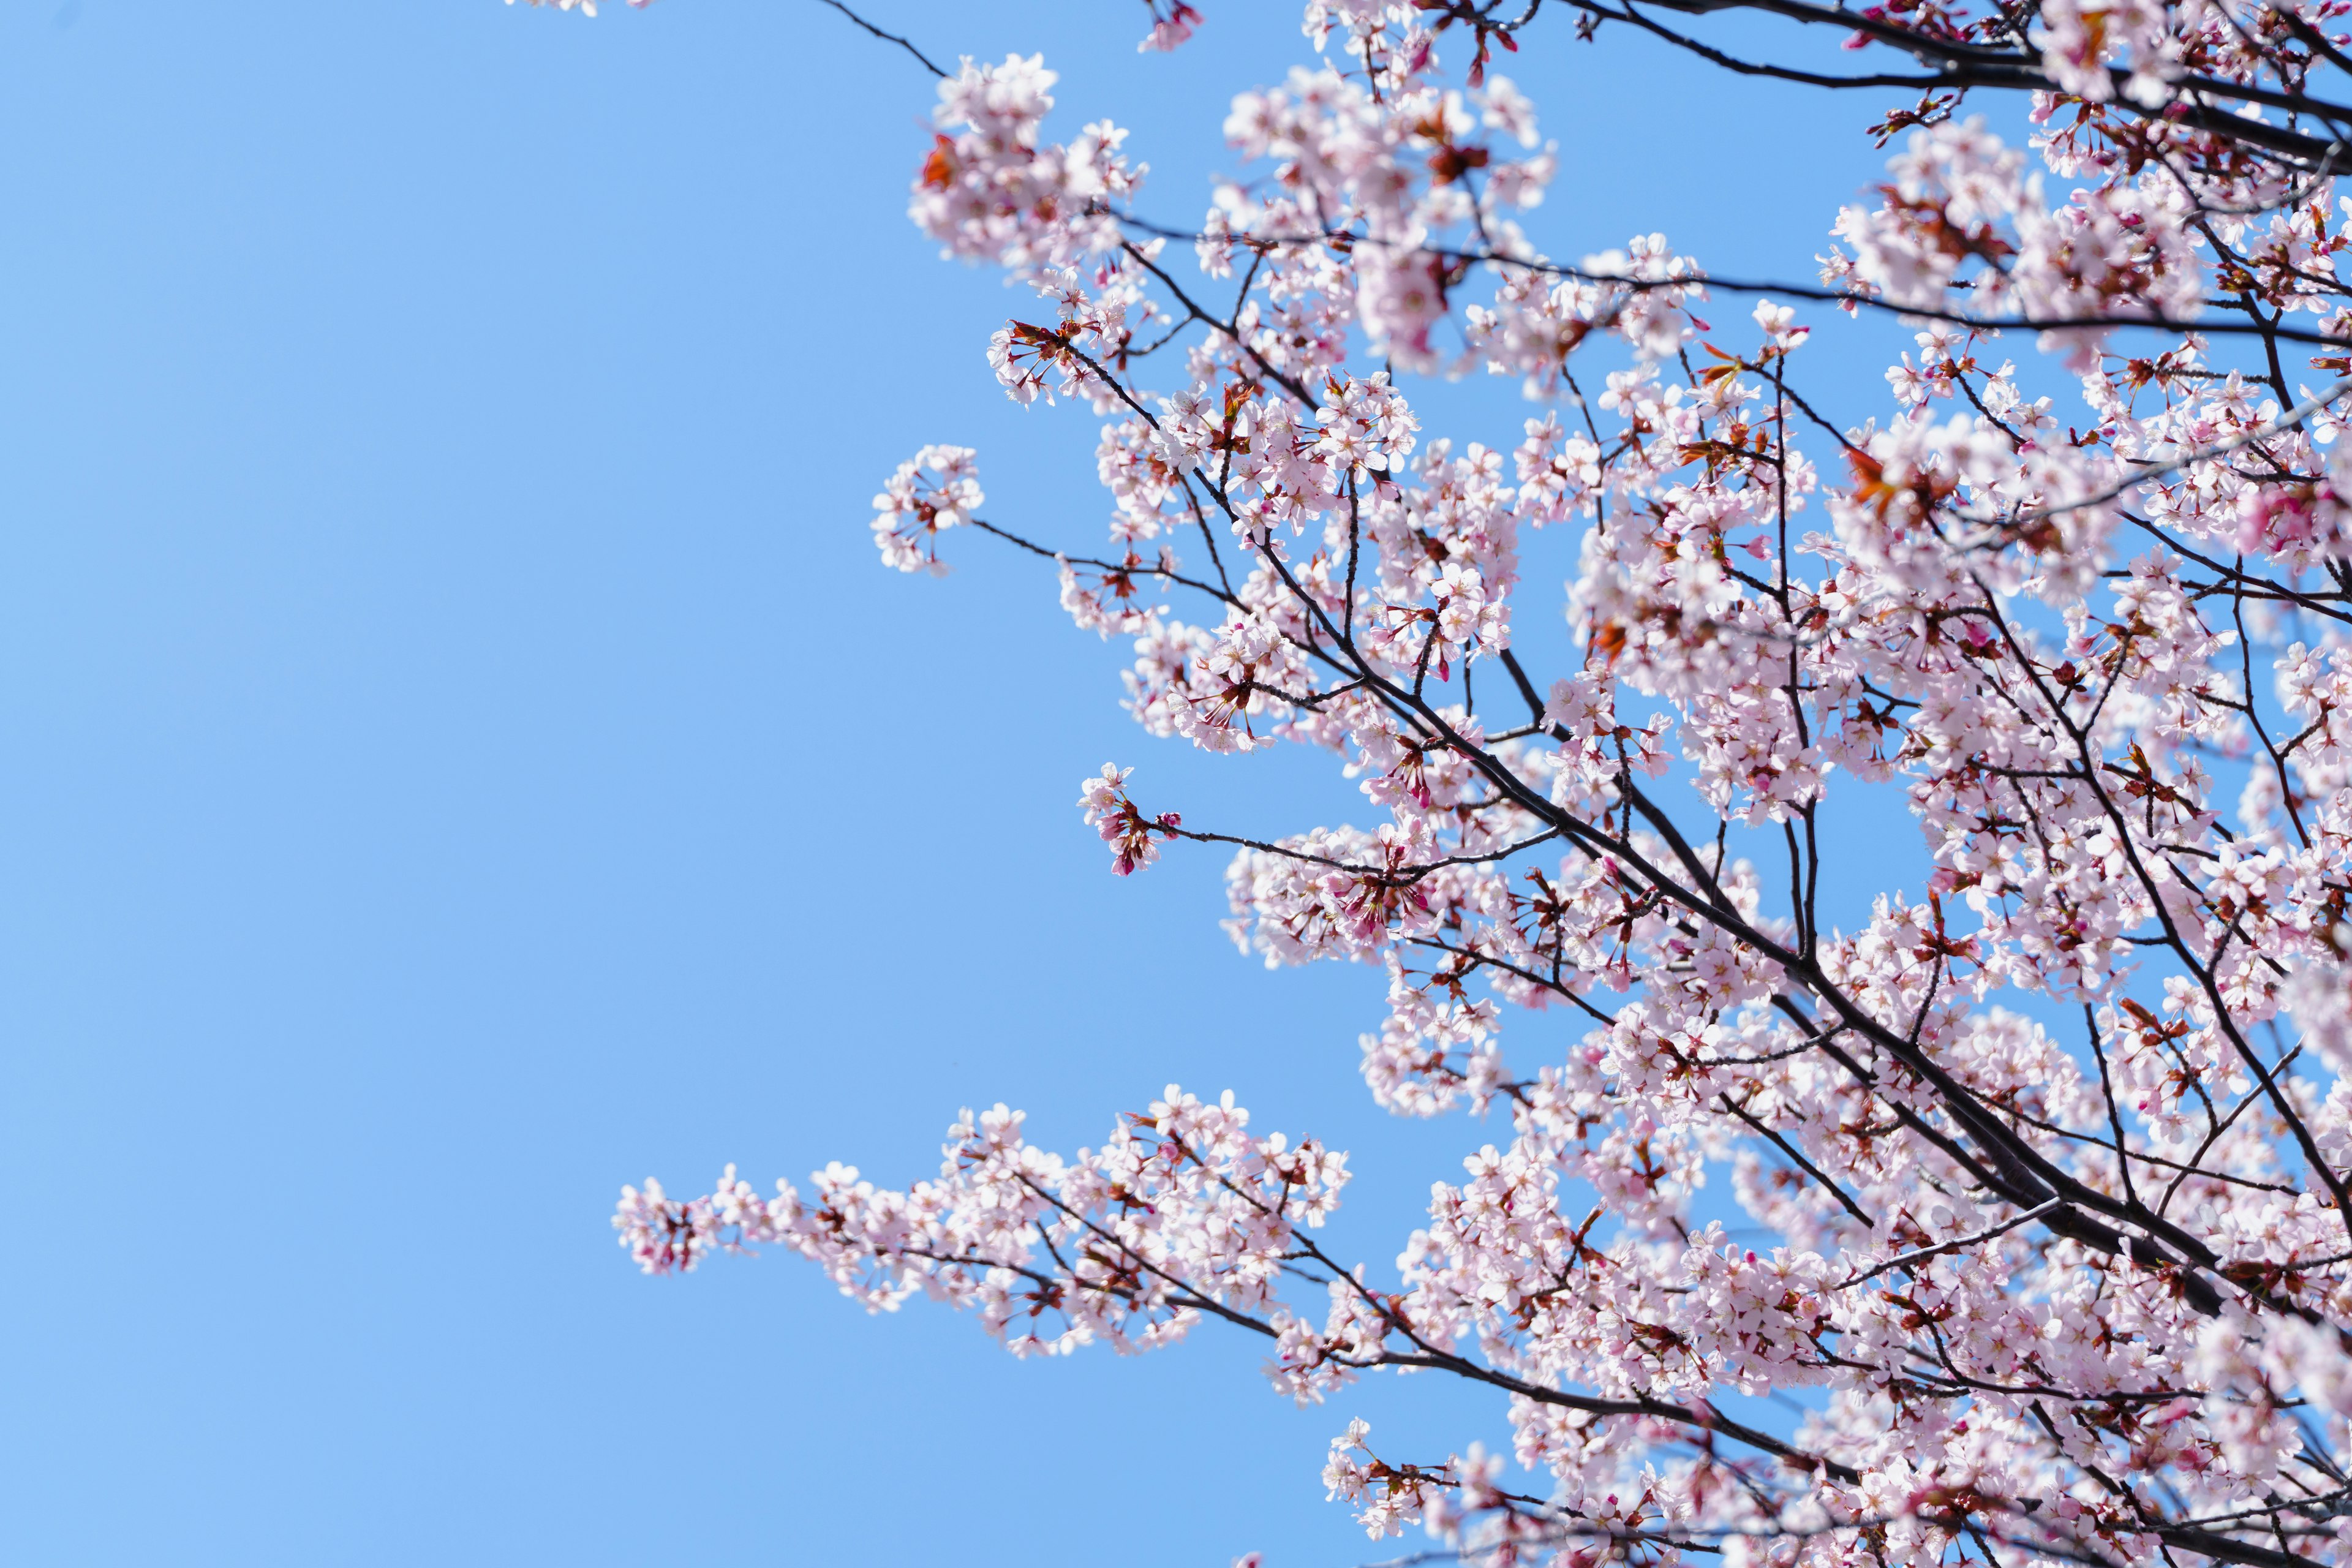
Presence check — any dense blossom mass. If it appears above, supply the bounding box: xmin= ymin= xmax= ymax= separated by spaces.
xmin=566 ymin=0 xmax=2352 ymax=1563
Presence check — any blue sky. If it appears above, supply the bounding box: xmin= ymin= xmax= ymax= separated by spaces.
xmin=2 ymin=3 xmax=1940 ymax=1564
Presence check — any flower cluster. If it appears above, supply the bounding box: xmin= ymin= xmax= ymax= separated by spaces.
xmin=616 ymin=1087 xmax=1346 ymax=1359
xmin=870 ymin=444 xmax=981 ymax=576
xmin=1077 ymin=763 xmax=1182 ymax=875
xmin=910 ymin=54 xmax=1139 ymax=270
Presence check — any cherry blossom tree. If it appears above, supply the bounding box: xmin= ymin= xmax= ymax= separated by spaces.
xmin=527 ymin=0 xmax=2352 ymax=1561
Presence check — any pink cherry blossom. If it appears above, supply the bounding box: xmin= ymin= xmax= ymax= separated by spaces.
xmin=574 ymin=1 xmax=2352 ymax=1562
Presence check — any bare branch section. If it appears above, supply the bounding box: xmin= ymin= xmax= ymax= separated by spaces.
xmin=813 ymin=0 xmax=946 ymax=78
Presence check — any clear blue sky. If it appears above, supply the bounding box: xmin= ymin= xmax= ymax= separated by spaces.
xmin=2 ymin=4 xmax=1923 ymax=1563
